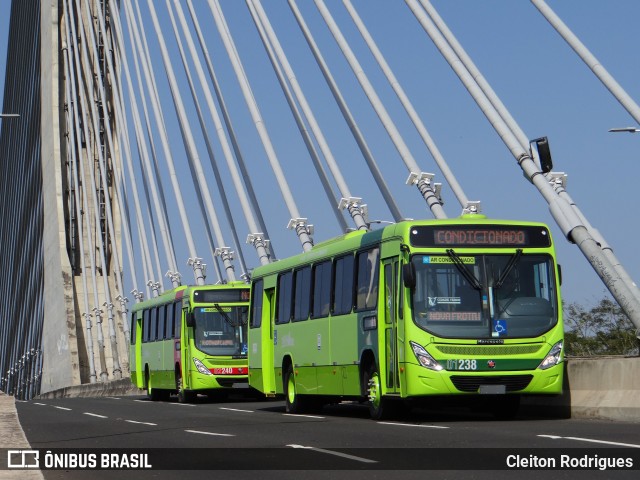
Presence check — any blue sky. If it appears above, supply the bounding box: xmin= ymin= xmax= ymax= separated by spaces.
xmin=1 ymin=1 xmax=640 ymax=308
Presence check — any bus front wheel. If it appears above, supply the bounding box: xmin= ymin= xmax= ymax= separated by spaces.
xmin=176 ymin=371 xmax=196 ymax=404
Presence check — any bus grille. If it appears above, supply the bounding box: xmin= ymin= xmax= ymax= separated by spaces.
xmin=450 ymin=375 xmax=533 ymax=393
xmin=435 ymin=345 xmax=542 ymax=356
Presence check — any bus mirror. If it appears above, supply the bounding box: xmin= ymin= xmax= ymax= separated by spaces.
xmin=185 ymin=312 xmax=195 ymax=328
xmin=403 ymin=263 xmax=416 ymax=290
xmin=557 ymin=264 xmax=562 ymax=286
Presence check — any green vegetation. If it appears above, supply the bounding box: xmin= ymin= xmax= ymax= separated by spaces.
xmin=564 ymin=297 xmax=639 ymax=357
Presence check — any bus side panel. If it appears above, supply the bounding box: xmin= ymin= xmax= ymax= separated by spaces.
xmin=329 ymin=314 xmax=359 ymax=396
xmin=131 ymin=313 xmax=143 ymax=389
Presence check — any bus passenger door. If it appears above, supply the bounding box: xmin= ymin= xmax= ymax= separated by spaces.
xmin=383 ymin=259 xmax=400 ymax=394
xmin=262 ymin=288 xmax=276 ymax=394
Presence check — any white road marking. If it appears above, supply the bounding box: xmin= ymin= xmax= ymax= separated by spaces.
xmin=219 ymin=407 xmax=253 ymax=413
xmin=125 ymin=420 xmax=157 ymax=426
xmin=33 ymin=402 xmax=47 ymax=406
xmin=378 ymin=421 xmax=449 ymax=429
xmin=83 ymin=412 xmax=108 ymax=419
xmin=283 ymin=413 xmax=325 ymax=419
xmin=105 ymin=397 xmax=121 ymax=400
xmin=185 ymin=430 xmax=234 ymax=437
xmin=538 ymin=434 xmax=640 ymax=448
xmin=53 ymin=406 xmax=72 ymax=411
xmin=287 ymin=444 xmax=377 ymax=464
xmin=169 ymin=402 xmax=196 ymax=407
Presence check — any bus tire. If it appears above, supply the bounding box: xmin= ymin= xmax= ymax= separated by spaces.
xmin=176 ymin=371 xmax=196 ymax=404
xmin=364 ymin=364 xmax=388 ymax=420
xmin=284 ymin=363 xmax=307 ymax=414
xmin=146 ymin=370 xmax=161 ymax=402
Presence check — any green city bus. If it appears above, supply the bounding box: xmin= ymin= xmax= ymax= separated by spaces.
xmin=248 ymin=216 xmax=564 ymax=419
xmin=130 ymin=282 xmax=250 ymax=402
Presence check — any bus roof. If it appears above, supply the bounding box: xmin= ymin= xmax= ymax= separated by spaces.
xmin=131 ymin=281 xmax=249 ymax=312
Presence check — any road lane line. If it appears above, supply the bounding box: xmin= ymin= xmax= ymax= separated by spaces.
xmin=106 ymin=397 xmax=121 ymax=400
xmin=219 ymin=407 xmax=254 ymax=413
xmin=33 ymin=402 xmax=47 ymax=406
xmin=287 ymin=444 xmax=377 ymax=464
xmin=538 ymin=435 xmax=640 ymax=448
xmin=125 ymin=420 xmax=157 ymax=426
xmin=53 ymin=406 xmax=72 ymax=411
xmin=169 ymin=402 xmax=196 ymax=407
xmin=83 ymin=412 xmax=108 ymax=419
xmin=185 ymin=430 xmax=234 ymax=437
xmin=283 ymin=413 xmax=325 ymax=419
xmin=378 ymin=421 xmax=449 ymax=429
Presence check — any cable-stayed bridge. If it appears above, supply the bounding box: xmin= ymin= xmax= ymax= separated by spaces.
xmin=1 ymin=0 xmax=639 ymax=401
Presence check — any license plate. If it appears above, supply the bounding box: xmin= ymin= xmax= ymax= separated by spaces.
xmin=211 ymin=367 xmax=248 ymax=375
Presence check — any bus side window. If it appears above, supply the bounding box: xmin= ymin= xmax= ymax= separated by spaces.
xmin=150 ymin=308 xmax=157 ymax=341
xmin=130 ymin=312 xmax=137 ymax=345
xmin=332 ymin=254 xmax=354 ymax=315
xmin=356 ymin=247 xmax=380 ymax=311
xmin=312 ymin=261 xmax=331 ymax=319
xmin=277 ymin=271 xmax=293 ymax=324
xmin=293 ymin=266 xmax=311 ymax=322
xmin=251 ymin=279 xmax=264 ymax=328
xmin=142 ymin=310 xmax=150 ymax=343
xmin=165 ymin=303 xmax=174 ymax=339
xmin=173 ymin=303 xmax=181 ymax=338
xmin=158 ymin=305 xmax=166 ymax=340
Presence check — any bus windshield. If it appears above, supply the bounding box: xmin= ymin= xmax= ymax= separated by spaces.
xmin=409 ymin=253 xmax=558 ymax=339
xmin=193 ymin=305 xmax=248 ymax=356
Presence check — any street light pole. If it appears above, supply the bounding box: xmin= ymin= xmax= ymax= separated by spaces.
xmin=609 ymin=127 xmax=640 ymax=133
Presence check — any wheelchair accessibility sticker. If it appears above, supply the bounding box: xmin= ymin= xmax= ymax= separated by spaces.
xmin=492 ymin=319 xmax=507 ymax=337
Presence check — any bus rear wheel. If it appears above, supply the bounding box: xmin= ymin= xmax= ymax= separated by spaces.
xmin=146 ymin=370 xmax=162 ymax=401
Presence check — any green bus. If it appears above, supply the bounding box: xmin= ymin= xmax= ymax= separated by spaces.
xmin=130 ymin=282 xmax=250 ymax=402
xmin=248 ymin=216 xmax=564 ymax=419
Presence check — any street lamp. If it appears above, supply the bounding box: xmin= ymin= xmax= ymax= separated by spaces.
xmin=608 ymin=127 xmax=640 ymax=133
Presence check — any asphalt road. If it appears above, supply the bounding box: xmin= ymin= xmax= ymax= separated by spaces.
xmin=13 ymin=392 xmax=640 ymax=479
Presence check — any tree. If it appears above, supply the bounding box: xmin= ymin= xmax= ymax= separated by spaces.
xmin=563 ymin=297 xmax=639 ymax=357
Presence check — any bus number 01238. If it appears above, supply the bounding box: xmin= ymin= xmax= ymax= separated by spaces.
xmin=446 ymin=359 xmax=477 ymax=371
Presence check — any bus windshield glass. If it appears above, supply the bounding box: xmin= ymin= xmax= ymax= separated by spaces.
xmin=409 ymin=253 xmax=557 ymax=339
xmin=193 ymin=305 xmax=248 ymax=356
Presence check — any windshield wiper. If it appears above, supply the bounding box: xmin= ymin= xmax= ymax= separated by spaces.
xmin=214 ymin=304 xmax=237 ymax=328
xmin=494 ymin=249 xmax=523 ymax=289
xmin=446 ymin=249 xmax=482 ymax=290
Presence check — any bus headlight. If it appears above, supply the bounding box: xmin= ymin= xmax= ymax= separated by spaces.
xmin=193 ymin=357 xmax=212 ymax=375
xmin=410 ymin=341 xmax=443 ymax=371
xmin=537 ymin=341 xmax=563 ymax=370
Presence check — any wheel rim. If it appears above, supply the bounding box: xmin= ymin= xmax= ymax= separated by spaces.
xmin=368 ymin=372 xmax=381 ymax=410
xmin=287 ymin=373 xmax=296 ymax=405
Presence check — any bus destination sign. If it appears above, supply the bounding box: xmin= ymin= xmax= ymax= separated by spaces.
xmin=410 ymin=225 xmax=551 ymax=248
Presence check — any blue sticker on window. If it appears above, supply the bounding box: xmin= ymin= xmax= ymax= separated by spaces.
xmin=492 ymin=319 xmax=507 ymax=337
xmin=422 ymin=256 xmax=431 ymax=264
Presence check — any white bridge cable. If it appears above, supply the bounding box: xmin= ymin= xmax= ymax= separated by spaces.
xmin=406 ymin=0 xmax=640 ymax=330
xmin=207 ymin=0 xmax=314 ymax=252
xmin=91 ymin=0 xmax=154 ymax=306
xmin=248 ymin=0 xmax=367 ymax=232
xmin=109 ymin=2 xmax=165 ymax=299
xmin=62 ymin=0 xmax=108 ymax=382
xmin=313 ymin=0 xmax=446 ymax=220
xmin=415 ymin=0 xmax=640 ymax=324
xmin=60 ymin=7 xmax=97 ymax=383
xmin=78 ymin=0 xmax=136 ymax=346
xmin=112 ymin=0 xmax=181 ymax=291
xmin=186 ymin=0 xmax=275 ymax=264
xmin=124 ymin=0 xmax=207 ymax=285
xmin=145 ymin=2 xmax=228 ymax=284
xmin=147 ymin=0 xmax=235 ymax=283
xmin=174 ymin=0 xmax=271 ymax=268
xmin=528 ymin=0 xmax=640 ymax=303
xmin=168 ymin=0 xmax=249 ymax=279
xmin=75 ymin=0 xmax=132 ymax=355
xmin=531 ymin=0 xmax=640 ymax=126
xmin=287 ymin=0 xmax=403 ymax=223
xmin=69 ymin=0 xmax=123 ymax=378
xmin=249 ymin=0 xmax=351 ymax=235
xmin=343 ymin=0 xmax=475 ymax=214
